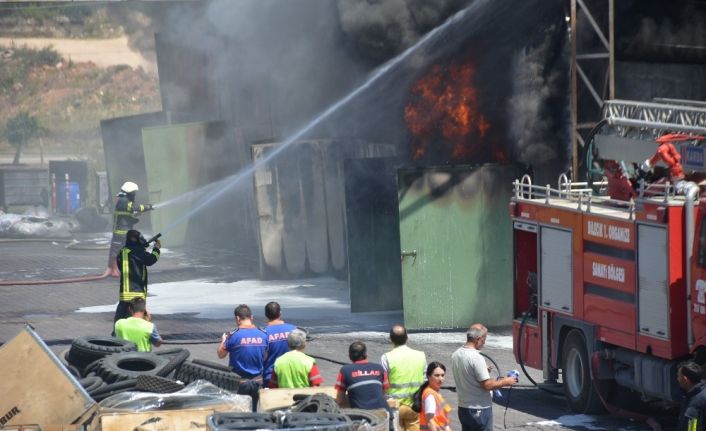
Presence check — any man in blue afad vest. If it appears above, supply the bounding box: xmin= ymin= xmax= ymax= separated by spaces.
xmin=263 ymin=301 xmax=297 ymax=387
xmin=218 ymin=304 xmax=267 ymax=411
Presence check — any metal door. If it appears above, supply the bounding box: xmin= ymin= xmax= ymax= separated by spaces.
xmin=398 ymin=164 xmax=519 ymax=329
xmin=637 ymin=224 xmax=669 ymax=338
xmin=345 ymin=157 xmax=402 ymax=312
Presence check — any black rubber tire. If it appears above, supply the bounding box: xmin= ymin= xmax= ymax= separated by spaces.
xmin=135 ymin=375 xmax=185 ymax=393
xmin=79 ymin=376 xmax=104 ymax=393
xmin=96 ymin=352 xmax=170 ymax=383
xmin=83 ymin=358 xmax=104 ymax=377
xmin=282 ymin=413 xmax=352 ymax=429
xmin=191 ymin=358 xmax=237 ymax=373
xmin=561 ymin=329 xmax=604 ymax=413
xmin=88 ymin=381 xmax=108 ymax=395
xmin=175 ymin=360 xmax=241 ymax=391
xmin=343 ymin=408 xmax=386 ymax=429
xmin=208 ymin=413 xmax=278 ymax=430
xmin=68 ymin=336 xmax=136 ymax=370
xmin=90 ymin=378 xmax=138 ymax=396
xmin=291 ymin=393 xmax=341 ymax=413
xmin=155 ymin=348 xmax=190 ymax=377
xmin=64 ymin=362 xmax=81 ymax=379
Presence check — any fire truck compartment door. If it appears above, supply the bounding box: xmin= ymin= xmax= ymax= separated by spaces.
xmin=637 ymin=224 xmax=669 ymax=339
xmin=540 ymin=226 xmax=573 ymax=313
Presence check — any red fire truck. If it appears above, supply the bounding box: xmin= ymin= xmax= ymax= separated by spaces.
xmin=511 ymin=99 xmax=706 ymax=413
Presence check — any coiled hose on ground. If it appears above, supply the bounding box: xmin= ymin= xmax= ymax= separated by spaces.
xmin=0 ymin=237 xmax=111 ymax=285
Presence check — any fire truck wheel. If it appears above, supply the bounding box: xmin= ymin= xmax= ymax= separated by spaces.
xmin=561 ymin=330 xmax=603 ymax=413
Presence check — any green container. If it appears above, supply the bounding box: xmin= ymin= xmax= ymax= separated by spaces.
xmin=142 ymin=122 xmax=209 ymax=247
xmin=398 ymin=164 xmax=521 ymax=329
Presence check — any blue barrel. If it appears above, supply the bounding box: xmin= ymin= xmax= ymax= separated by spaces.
xmin=57 ymin=182 xmax=80 ymax=214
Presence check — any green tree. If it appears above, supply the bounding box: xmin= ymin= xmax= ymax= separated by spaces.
xmin=5 ymin=112 xmax=40 ymax=165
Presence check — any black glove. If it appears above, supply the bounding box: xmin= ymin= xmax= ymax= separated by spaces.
xmin=636 ymin=167 xmax=648 ymax=180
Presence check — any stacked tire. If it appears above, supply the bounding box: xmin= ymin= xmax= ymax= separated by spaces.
xmin=208 ymin=412 xmax=354 ymax=431
xmin=67 ymin=336 xmax=136 ymax=372
xmin=64 ymin=336 xmax=193 ymax=402
xmin=94 ymin=351 xmax=171 ymax=383
xmin=175 ymin=359 xmax=241 ymax=391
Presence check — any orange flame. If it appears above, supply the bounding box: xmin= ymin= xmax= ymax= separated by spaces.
xmin=404 ymin=59 xmax=490 ymax=160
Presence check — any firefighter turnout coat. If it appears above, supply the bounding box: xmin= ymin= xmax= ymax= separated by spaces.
xmin=117 ymin=243 xmax=160 ymax=302
xmin=113 ymin=194 xmax=149 ymax=235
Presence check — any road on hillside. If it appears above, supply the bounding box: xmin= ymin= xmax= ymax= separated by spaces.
xmin=0 ymin=36 xmax=156 ymax=72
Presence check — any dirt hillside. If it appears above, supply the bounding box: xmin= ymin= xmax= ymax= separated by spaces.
xmin=0 ymin=39 xmax=161 ymax=167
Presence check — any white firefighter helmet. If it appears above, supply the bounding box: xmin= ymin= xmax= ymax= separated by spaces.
xmin=120 ymin=181 xmax=139 ymax=194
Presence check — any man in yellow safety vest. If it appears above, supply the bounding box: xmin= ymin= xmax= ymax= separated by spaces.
xmin=381 ymin=324 xmax=427 ymax=431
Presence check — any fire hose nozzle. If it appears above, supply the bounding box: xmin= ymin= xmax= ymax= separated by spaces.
xmin=143 ymin=233 xmax=162 ymax=247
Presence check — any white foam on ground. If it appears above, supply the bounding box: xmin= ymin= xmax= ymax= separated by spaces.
xmin=529 ymin=415 xmax=606 ymax=430
xmin=327 ymin=331 xmax=513 ymax=349
xmin=77 ymin=277 xmax=349 ymax=320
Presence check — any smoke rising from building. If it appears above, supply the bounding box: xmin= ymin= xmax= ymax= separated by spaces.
xmin=619 ymin=1 xmax=706 ymax=62
xmin=336 ymin=0 xmax=471 ymax=63
xmin=508 ymin=24 xmax=570 ymax=168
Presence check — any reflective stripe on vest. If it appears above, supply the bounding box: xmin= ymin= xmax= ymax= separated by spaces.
xmin=688 ymin=418 xmax=699 ymax=431
xmin=419 ymin=388 xmax=451 ymax=430
xmin=385 ymin=346 xmax=426 ymax=405
xmin=119 ymin=248 xmax=146 ymax=301
xmin=347 ymin=379 xmax=383 ymax=391
xmin=275 ymin=350 xmax=315 ymax=388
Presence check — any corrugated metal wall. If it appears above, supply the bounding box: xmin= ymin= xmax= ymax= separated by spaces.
xmin=252 ymin=139 xmax=397 ymax=278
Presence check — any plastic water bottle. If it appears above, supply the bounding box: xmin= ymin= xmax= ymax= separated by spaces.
xmin=493 ymin=371 xmax=519 ymax=400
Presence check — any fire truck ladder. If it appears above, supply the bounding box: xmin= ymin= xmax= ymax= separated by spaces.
xmin=603 ymin=99 xmax=706 ymax=137
xmin=590 ymin=100 xmax=706 ymax=181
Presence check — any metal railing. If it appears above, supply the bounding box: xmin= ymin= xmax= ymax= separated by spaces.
xmin=513 ymin=174 xmax=680 ymax=219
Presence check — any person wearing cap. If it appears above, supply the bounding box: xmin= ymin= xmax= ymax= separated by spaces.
xmin=108 ymin=181 xmax=154 ymax=277
xmin=113 ymin=229 xmax=161 ymax=329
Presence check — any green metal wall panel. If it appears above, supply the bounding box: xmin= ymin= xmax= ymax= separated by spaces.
xmin=398 ymin=164 xmax=521 ymax=329
xmin=142 ymin=123 xmax=207 ymax=247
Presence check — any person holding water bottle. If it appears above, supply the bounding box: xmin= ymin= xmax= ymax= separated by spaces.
xmin=451 ymin=324 xmax=518 ymax=431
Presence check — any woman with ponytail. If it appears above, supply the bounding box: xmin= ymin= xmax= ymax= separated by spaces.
xmin=413 ymin=361 xmax=452 ymax=431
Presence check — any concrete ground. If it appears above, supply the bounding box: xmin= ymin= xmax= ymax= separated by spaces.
xmin=0 ymin=236 xmax=662 ymax=430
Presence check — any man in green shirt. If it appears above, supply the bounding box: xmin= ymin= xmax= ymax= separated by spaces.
xmin=269 ymin=329 xmax=323 ymax=388
xmin=114 ymin=297 xmax=163 ymax=352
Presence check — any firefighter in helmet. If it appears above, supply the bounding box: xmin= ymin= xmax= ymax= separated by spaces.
xmin=108 ymin=181 xmax=154 ymax=277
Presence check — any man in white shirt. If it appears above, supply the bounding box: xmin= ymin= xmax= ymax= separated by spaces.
xmin=451 ymin=323 xmax=517 ymax=431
